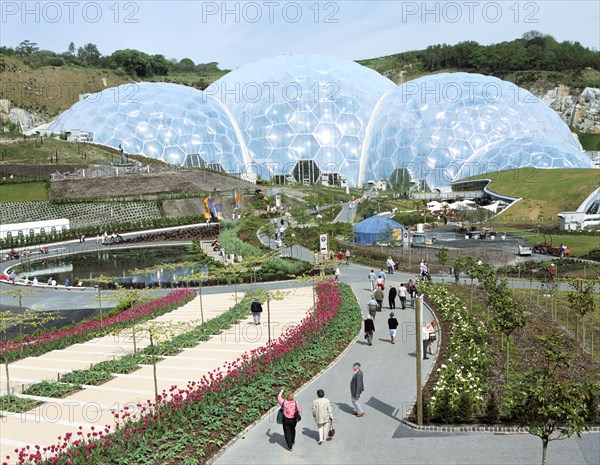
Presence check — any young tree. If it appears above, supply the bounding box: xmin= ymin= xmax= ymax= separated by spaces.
xmin=67 ymin=42 xmax=76 ymax=56
xmin=510 ymin=335 xmax=590 ymax=465
xmin=566 ymin=278 xmax=599 ymax=347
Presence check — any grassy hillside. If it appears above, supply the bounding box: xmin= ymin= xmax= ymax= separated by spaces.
xmin=0 ymin=55 xmax=128 ymax=119
xmin=468 ymin=168 xmax=599 ymax=224
xmin=0 ymin=137 xmax=117 ymax=165
xmin=0 ymin=181 xmax=47 ymax=202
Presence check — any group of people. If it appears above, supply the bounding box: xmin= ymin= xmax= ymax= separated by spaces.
xmin=276 ymin=362 xmax=365 ymax=451
xmin=336 ymin=249 xmax=351 ymax=266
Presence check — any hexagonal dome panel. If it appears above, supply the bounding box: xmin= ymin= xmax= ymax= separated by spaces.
xmin=211 ymin=55 xmax=396 ymax=185
xmin=362 ymin=73 xmax=583 ymax=189
xmin=49 ymin=82 xmax=245 ymax=169
xmin=454 ymin=138 xmax=594 ymax=180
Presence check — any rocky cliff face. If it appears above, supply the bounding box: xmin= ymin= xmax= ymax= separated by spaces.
xmin=539 ymin=86 xmax=600 ymax=133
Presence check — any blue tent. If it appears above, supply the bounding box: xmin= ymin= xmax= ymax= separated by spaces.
xmin=353 ymin=216 xmax=405 ymax=245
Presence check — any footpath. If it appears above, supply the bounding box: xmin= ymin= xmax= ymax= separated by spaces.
xmin=0 ymin=286 xmax=314 ymax=461
xmin=211 ymin=262 xmax=599 ymax=465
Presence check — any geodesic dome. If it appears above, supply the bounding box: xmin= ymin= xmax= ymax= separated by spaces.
xmin=49 ymin=82 xmax=246 ymax=168
xmin=362 ymin=73 xmax=583 ymax=190
xmin=210 ymin=55 xmax=396 ymax=186
xmin=353 ymin=216 xmax=405 ymax=245
xmin=454 ymin=137 xmax=594 ymax=180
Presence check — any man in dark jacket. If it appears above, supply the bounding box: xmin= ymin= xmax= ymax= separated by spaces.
xmin=364 ymin=316 xmax=375 ymax=346
xmin=388 ymin=285 xmax=397 ymax=309
xmin=350 ymin=362 xmax=364 ymax=417
xmin=251 ymin=297 xmax=263 ymax=325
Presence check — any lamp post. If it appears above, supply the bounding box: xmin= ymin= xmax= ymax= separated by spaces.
xmin=196 ymin=287 xmax=204 ymax=330
xmin=96 ymin=285 xmax=104 ymax=327
xmin=267 ymin=294 xmax=271 ymax=345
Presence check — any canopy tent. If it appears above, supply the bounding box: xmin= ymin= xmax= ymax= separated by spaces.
xmin=353 ymin=216 xmax=406 ymax=245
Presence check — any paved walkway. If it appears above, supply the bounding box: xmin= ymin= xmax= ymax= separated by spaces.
xmin=212 ymin=263 xmax=599 ymax=465
xmin=0 ymin=231 xmax=597 ymax=464
xmin=0 ymin=286 xmax=314 ymax=459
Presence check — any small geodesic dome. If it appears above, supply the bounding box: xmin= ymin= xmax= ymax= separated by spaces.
xmin=353 ymin=216 xmax=405 ymax=245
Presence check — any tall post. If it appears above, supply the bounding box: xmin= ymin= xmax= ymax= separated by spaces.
xmin=197 ymin=287 xmax=204 ymax=330
xmin=415 ymin=294 xmax=423 ymax=426
xmin=267 ymin=296 xmax=271 ymax=345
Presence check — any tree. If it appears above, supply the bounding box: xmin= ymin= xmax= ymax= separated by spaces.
xmin=510 ymin=335 xmax=590 ymax=465
xmin=16 ymin=40 xmax=39 ymax=54
xmin=67 ymin=42 xmax=76 ymax=56
xmin=566 ymin=278 xmax=599 ymax=347
xmin=489 ymin=280 xmax=526 ymax=382
xmin=77 ymin=43 xmax=101 ymax=66
xmin=434 ymin=248 xmax=450 ymax=274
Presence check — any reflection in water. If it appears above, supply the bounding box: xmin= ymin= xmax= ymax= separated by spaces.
xmin=12 ymin=246 xmax=207 ymax=287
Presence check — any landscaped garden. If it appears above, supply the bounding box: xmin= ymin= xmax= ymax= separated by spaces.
xmin=5 ymin=280 xmax=361 ymax=465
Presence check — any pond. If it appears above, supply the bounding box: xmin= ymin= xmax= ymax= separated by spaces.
xmin=11 ymin=246 xmax=207 ymax=287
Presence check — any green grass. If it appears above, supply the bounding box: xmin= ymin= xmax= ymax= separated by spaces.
xmin=0 ymin=181 xmax=48 ymax=202
xmin=0 ymin=137 xmax=118 ymax=165
xmin=576 ymin=131 xmax=600 ymax=151
xmin=461 ymin=168 xmax=599 ymax=226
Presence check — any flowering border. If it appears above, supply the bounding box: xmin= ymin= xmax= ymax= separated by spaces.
xmin=420 ymin=282 xmax=490 ymax=413
xmin=10 ymin=280 xmax=360 ymax=464
xmin=0 ymin=289 xmax=195 ymax=363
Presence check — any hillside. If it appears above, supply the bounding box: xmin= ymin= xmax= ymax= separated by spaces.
xmin=468 ymin=168 xmax=600 ymax=224
xmin=1 ymin=32 xmax=600 ymax=135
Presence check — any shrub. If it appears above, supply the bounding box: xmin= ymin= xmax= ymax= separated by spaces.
xmin=456 ymin=391 xmax=474 ymax=423
xmin=484 ymin=391 xmax=500 ymax=424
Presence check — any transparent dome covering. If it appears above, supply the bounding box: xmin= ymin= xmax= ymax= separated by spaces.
xmin=49 ymin=82 xmax=245 ymax=168
xmin=362 ymin=72 xmax=583 ymax=189
xmin=210 ymin=55 xmax=396 ymax=186
xmin=454 ymin=138 xmax=594 ymax=180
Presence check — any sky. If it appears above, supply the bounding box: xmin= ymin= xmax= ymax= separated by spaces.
xmin=1 ymin=1 xmax=599 ymax=69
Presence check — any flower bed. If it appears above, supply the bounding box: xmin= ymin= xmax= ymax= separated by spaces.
xmin=419 ymin=282 xmax=490 ymax=417
xmin=12 ymin=281 xmax=361 ymax=465
xmin=0 ymin=289 xmax=195 ymax=363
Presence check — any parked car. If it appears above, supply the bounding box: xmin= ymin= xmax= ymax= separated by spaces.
xmin=518 ymin=245 xmax=532 ymax=256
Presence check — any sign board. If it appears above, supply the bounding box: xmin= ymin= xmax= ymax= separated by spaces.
xmin=319 ymin=234 xmax=328 ymax=254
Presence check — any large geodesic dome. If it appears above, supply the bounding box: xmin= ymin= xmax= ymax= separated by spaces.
xmin=454 ymin=137 xmax=594 ymax=180
xmin=48 ymin=61 xmax=593 ymax=189
xmin=49 ymin=82 xmax=247 ymax=168
xmin=210 ymin=55 xmax=396 ymax=186
xmin=362 ymin=73 xmax=584 ymax=190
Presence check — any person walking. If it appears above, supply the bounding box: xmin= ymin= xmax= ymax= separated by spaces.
xmin=398 ymin=283 xmax=407 ymax=309
xmin=364 ymin=315 xmax=375 ymax=346
xmin=386 ymin=256 xmax=395 ymax=274
xmin=378 ymin=268 xmax=386 ymax=284
xmin=374 ymin=287 xmax=384 ymax=312
xmin=388 ymin=284 xmax=397 ymax=309
xmin=422 ymin=323 xmax=431 ymax=360
xmin=350 ymin=362 xmax=364 ymax=417
xmin=277 ymin=389 xmax=301 ymax=450
xmin=368 ymin=269 xmax=376 ymax=291
xmin=250 ymin=297 xmax=263 ymax=325
xmin=345 ymin=249 xmax=351 ymax=266
xmin=388 ymin=312 xmax=399 ymax=344
xmin=367 ymin=295 xmax=378 ymax=320
xmin=334 ymin=266 xmax=340 ymax=281
xmin=408 ymin=279 xmax=418 ymax=307
xmin=312 ymin=389 xmax=334 ymax=445
xmin=427 ymin=321 xmax=438 ymax=355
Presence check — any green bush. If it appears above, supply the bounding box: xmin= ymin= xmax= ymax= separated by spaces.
xmin=484 ymin=391 xmax=500 ymax=424
xmin=456 ymin=391 xmax=474 ymax=423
